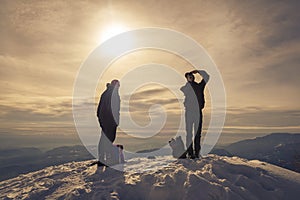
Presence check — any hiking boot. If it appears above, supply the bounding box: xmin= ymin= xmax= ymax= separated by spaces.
xmin=188 ymin=154 xmax=196 ymax=159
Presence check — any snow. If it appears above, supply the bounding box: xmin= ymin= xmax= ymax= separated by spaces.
xmin=1 ymin=155 xmax=300 ymax=200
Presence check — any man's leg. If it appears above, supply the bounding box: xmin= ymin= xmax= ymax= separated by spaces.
xmin=98 ymin=129 xmax=109 ymax=165
xmin=106 ymin=125 xmax=117 ymax=143
xmin=185 ymin=110 xmax=194 ymax=158
xmin=194 ymin=110 xmax=203 ymax=158
xmin=104 ymin=125 xmax=118 ymax=165
xmin=98 ymin=124 xmax=115 ymax=164
xmin=98 ymin=134 xmax=104 ymax=162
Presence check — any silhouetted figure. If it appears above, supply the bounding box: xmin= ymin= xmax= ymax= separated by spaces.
xmin=180 ymin=70 xmax=209 ymax=158
xmin=97 ymin=80 xmax=120 ymax=166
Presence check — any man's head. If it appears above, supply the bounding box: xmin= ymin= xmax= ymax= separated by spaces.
xmin=110 ymin=79 xmax=120 ymax=88
xmin=185 ymin=72 xmax=195 ymax=82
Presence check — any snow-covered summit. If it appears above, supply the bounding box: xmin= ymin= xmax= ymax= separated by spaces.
xmin=1 ymin=155 xmax=300 ymax=200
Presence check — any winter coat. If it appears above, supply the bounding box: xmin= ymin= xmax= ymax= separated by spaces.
xmin=97 ymin=86 xmax=120 ymax=128
xmin=180 ymin=80 xmax=207 ymax=110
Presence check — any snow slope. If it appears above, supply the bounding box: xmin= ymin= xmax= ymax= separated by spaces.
xmin=1 ymin=155 xmax=300 ymax=200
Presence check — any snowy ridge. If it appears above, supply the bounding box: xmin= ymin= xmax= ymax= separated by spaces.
xmin=1 ymin=155 xmax=300 ymax=200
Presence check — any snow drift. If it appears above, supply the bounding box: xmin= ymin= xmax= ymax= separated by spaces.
xmin=1 ymin=155 xmax=300 ymax=200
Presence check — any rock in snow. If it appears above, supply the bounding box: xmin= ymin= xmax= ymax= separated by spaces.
xmin=1 ymin=155 xmax=300 ymax=200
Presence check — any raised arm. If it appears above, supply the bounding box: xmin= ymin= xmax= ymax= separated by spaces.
xmin=191 ymin=70 xmax=210 ymax=83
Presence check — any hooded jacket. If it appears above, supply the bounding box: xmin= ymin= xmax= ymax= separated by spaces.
xmin=97 ymin=85 xmax=120 ymax=127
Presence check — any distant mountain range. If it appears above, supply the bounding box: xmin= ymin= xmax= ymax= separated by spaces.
xmin=0 ymin=133 xmax=299 ymax=181
xmin=211 ymin=133 xmax=300 ymax=173
xmin=0 ymin=145 xmax=93 ymax=181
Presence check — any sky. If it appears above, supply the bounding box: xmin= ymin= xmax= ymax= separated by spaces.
xmin=0 ymin=0 xmax=299 ymax=150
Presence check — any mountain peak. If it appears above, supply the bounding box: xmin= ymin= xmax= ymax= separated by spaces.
xmin=1 ymin=155 xmax=300 ymax=200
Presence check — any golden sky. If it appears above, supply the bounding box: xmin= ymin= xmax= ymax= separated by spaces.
xmin=1 ymin=0 xmax=300 ymax=148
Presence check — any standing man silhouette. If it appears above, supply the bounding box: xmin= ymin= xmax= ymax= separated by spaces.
xmin=181 ymin=70 xmax=209 ymax=158
xmin=97 ymin=79 xmax=120 ymax=166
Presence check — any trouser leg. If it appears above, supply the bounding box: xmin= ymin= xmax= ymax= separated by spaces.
xmin=99 ymin=125 xmax=118 ymax=165
xmin=98 ymin=125 xmax=117 ymax=162
xmin=98 ymin=130 xmax=109 ymax=163
xmin=106 ymin=125 xmax=118 ymax=165
xmin=98 ymin=135 xmax=103 ymax=162
xmin=106 ymin=125 xmax=117 ymax=143
xmin=185 ymin=111 xmax=194 ymax=156
xmin=194 ymin=110 xmax=203 ymax=158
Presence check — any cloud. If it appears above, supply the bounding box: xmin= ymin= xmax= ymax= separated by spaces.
xmin=255 ymin=56 xmax=300 ymax=85
xmin=225 ymin=106 xmax=300 ymax=130
xmin=0 ymin=97 xmax=74 ymax=126
xmin=203 ymin=1 xmax=300 ymax=109
xmin=0 ymin=0 xmax=107 ymax=97
xmin=1 ymin=0 xmax=299 ymax=143
xmin=122 ymin=87 xmax=169 ymax=100
xmin=121 ymin=86 xmax=182 ymax=112
xmin=119 ymin=87 xmax=182 ymax=128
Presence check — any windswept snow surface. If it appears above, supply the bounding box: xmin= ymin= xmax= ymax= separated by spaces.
xmin=1 ymin=155 xmax=300 ymax=200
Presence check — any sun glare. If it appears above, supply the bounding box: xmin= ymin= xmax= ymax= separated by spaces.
xmin=99 ymin=24 xmax=128 ymax=43
xmin=97 ymin=23 xmax=133 ymax=55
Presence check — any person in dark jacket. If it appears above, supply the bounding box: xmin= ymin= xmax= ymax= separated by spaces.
xmin=97 ymin=80 xmax=120 ymax=166
xmin=180 ymin=70 xmax=209 ymax=158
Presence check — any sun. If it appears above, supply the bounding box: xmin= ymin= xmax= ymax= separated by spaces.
xmin=99 ymin=23 xmax=128 ymax=43
xmin=97 ymin=23 xmax=133 ymax=54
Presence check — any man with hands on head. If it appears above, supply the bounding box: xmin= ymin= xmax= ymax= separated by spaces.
xmin=180 ymin=69 xmax=210 ymax=159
